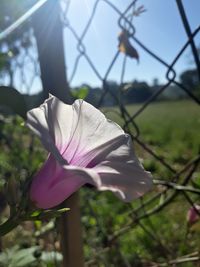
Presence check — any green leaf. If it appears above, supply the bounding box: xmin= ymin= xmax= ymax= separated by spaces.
xmin=71 ymin=86 xmax=89 ymax=99
xmin=34 ymin=220 xmax=42 ymax=230
xmin=0 ymin=86 xmax=27 ymax=119
xmin=10 ymin=247 xmax=38 ymax=267
xmin=41 ymin=251 xmax=63 ymax=263
xmin=26 ymin=207 xmax=70 ymax=221
xmin=0 ymin=246 xmax=38 ymax=267
xmin=35 ymin=221 xmax=54 ymax=237
xmin=30 ymin=210 xmax=42 ymax=218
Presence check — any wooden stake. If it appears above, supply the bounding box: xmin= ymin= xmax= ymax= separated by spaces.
xmin=60 ymin=193 xmax=84 ymax=267
xmin=32 ymin=0 xmax=72 ymax=103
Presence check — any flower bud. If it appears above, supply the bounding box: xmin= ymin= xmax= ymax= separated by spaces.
xmin=187 ymin=204 xmax=200 ymax=225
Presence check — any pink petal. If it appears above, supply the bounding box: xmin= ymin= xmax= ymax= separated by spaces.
xmin=30 ymin=155 xmax=100 ymax=209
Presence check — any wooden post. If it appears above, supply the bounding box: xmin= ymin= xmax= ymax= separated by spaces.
xmin=32 ymin=1 xmax=84 ymax=266
xmin=60 ymin=193 xmax=84 ymax=267
xmin=32 ymin=0 xmax=72 ymax=103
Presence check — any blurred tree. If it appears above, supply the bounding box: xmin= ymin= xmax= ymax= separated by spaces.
xmin=0 ymin=1 xmax=36 ymax=74
xmin=180 ymin=69 xmax=199 ymax=90
xmin=152 ymin=77 xmax=159 ymax=87
xmin=0 ymin=0 xmax=36 ymax=31
xmin=83 ymin=85 xmax=102 ymax=107
xmin=125 ymin=80 xmax=152 ymax=104
xmin=103 ymin=81 xmax=119 ymax=106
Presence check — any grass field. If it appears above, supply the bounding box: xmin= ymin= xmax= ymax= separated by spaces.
xmin=104 ymin=100 xmax=200 ymax=177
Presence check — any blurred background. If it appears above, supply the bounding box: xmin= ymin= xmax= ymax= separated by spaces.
xmin=0 ymin=0 xmax=200 ymax=266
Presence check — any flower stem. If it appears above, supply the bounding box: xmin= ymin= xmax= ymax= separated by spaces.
xmin=0 ymin=217 xmax=19 ymax=236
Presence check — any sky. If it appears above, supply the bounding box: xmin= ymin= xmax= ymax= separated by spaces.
xmin=2 ymin=0 xmax=199 ymax=94
xmin=62 ymin=0 xmax=200 ymax=88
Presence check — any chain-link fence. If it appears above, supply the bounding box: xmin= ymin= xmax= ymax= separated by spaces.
xmin=0 ymin=0 xmax=200 ymax=266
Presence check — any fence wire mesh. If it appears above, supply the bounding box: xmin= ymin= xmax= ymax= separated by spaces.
xmin=59 ymin=1 xmax=200 ymax=265
xmin=0 ymin=0 xmax=200 ymax=266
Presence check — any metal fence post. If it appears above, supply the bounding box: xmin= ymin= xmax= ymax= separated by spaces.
xmin=31 ymin=1 xmax=84 ymax=266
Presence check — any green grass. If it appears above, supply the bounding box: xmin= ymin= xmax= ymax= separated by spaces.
xmin=104 ymin=100 xmax=200 ymax=176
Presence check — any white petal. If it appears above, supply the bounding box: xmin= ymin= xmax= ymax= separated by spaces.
xmin=92 ymin=135 xmax=153 ymax=201
xmin=61 ymin=99 xmax=126 ymax=167
xmin=26 ymin=97 xmax=66 ymax=164
xmin=27 ymin=96 xmax=127 ymax=167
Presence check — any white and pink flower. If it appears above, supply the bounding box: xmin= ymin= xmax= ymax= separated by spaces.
xmin=27 ymin=95 xmax=152 ymax=209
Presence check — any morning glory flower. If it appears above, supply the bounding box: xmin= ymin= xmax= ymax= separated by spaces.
xmin=27 ymin=95 xmax=152 ymax=209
